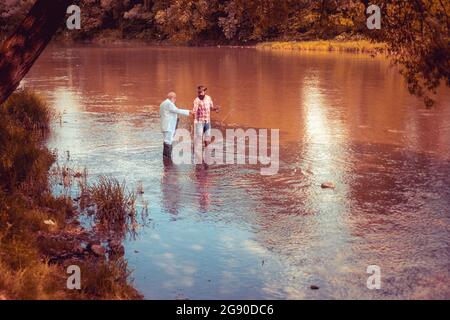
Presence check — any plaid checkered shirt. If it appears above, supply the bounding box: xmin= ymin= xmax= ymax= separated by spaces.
xmin=193 ymin=95 xmax=214 ymax=124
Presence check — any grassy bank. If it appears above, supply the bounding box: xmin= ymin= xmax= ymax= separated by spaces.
xmin=0 ymin=90 xmax=142 ymax=300
xmin=256 ymin=40 xmax=386 ymax=55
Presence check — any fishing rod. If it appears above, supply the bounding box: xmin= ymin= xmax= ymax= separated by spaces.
xmin=216 ymin=107 xmax=233 ymax=127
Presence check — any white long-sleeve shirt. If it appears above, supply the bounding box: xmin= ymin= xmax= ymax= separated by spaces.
xmin=160 ymin=99 xmax=190 ymax=133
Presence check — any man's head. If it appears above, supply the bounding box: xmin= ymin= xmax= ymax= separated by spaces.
xmin=167 ymin=91 xmax=177 ymax=103
xmin=197 ymin=85 xmax=207 ymax=100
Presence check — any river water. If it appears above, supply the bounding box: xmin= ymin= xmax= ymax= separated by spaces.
xmin=24 ymin=46 xmax=450 ymax=299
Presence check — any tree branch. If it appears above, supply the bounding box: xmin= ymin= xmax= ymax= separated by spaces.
xmin=0 ymin=0 xmax=73 ymax=104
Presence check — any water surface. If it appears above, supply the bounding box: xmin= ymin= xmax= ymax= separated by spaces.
xmin=24 ymin=46 xmax=450 ymax=299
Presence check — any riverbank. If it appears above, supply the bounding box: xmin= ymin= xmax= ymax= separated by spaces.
xmin=256 ymin=40 xmax=386 ymax=55
xmin=0 ymin=90 xmax=142 ymax=300
xmin=46 ymin=38 xmax=386 ymax=58
xmin=3 ymin=30 xmax=385 ymax=54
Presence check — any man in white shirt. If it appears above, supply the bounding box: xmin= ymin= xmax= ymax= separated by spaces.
xmin=160 ymin=92 xmax=191 ymax=158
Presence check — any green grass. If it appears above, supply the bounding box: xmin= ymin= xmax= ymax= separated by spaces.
xmin=3 ymin=89 xmax=53 ymax=133
xmin=257 ymin=40 xmax=386 ymax=55
xmin=86 ymin=176 xmax=136 ymax=225
xmin=0 ymin=90 xmax=55 ymax=193
xmin=0 ymin=90 xmax=142 ymax=300
xmin=80 ymin=176 xmax=140 ymax=239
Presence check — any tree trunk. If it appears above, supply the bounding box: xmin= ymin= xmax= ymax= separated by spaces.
xmin=0 ymin=0 xmax=72 ymax=105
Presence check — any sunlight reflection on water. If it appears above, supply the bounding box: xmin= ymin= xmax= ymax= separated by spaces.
xmin=25 ymin=46 xmax=450 ymax=299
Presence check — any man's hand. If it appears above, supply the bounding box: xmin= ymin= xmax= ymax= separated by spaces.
xmin=214 ymin=105 xmax=221 ymax=113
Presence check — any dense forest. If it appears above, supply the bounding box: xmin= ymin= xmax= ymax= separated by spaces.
xmin=0 ymin=0 xmax=444 ymax=44
xmin=1 ymin=0 xmax=370 ymax=43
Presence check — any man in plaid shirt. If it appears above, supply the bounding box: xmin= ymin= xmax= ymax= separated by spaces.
xmin=192 ymin=85 xmax=220 ymax=147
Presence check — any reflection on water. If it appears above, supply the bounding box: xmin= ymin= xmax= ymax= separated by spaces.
xmin=24 ymin=46 xmax=450 ymax=299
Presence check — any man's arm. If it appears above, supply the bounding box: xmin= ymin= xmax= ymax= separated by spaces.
xmin=192 ymin=98 xmax=199 ymax=115
xmin=167 ymin=102 xmax=190 ymax=116
xmin=210 ymin=97 xmax=220 ymax=112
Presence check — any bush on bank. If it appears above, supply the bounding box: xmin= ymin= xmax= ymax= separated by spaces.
xmin=0 ymin=90 xmax=141 ymax=300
